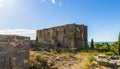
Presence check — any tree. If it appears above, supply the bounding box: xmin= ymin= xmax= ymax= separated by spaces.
xmin=110 ymin=42 xmax=118 ymax=54
xmin=94 ymin=44 xmax=100 ymax=49
xmin=91 ymin=38 xmax=94 ymax=48
xmin=101 ymin=42 xmax=110 ymax=50
xmin=36 ymin=35 xmax=38 ymax=43
xmin=118 ymin=32 xmax=120 ymax=55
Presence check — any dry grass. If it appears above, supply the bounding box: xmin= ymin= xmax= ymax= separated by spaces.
xmin=57 ymin=52 xmax=74 ymax=58
xmin=29 ymin=51 xmax=109 ymax=69
xmin=29 ymin=51 xmax=48 ymax=69
xmin=29 ymin=51 xmax=41 ymax=66
xmin=74 ymin=52 xmax=89 ymax=60
xmin=29 ymin=51 xmax=40 ymax=66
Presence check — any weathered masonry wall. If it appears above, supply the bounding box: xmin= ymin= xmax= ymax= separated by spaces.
xmin=37 ymin=23 xmax=88 ymax=51
xmin=0 ymin=35 xmax=30 ymax=69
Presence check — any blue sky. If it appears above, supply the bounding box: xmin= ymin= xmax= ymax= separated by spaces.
xmin=0 ymin=0 xmax=120 ymax=42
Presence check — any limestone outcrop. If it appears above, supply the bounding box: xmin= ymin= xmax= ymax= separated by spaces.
xmin=0 ymin=35 xmax=30 ymax=69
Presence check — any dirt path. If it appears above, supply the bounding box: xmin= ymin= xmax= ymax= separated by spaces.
xmin=78 ymin=56 xmax=88 ymax=69
xmin=39 ymin=51 xmax=91 ymax=69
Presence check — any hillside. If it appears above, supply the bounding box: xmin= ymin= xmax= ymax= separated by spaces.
xmin=29 ymin=50 xmax=111 ymax=69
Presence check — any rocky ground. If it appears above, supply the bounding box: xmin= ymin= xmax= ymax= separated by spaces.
xmin=40 ymin=51 xmax=82 ymax=69
xmin=29 ymin=51 xmax=113 ymax=69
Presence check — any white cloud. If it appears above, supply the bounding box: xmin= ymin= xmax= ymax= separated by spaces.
xmin=51 ymin=0 xmax=56 ymax=4
xmin=40 ymin=0 xmax=56 ymax=4
xmin=40 ymin=0 xmax=62 ymax=5
xmin=0 ymin=4 xmax=4 ymax=8
xmin=0 ymin=0 xmax=16 ymax=9
xmin=0 ymin=29 xmax=36 ymax=40
xmin=40 ymin=0 xmax=46 ymax=3
xmin=59 ymin=1 xmax=62 ymax=6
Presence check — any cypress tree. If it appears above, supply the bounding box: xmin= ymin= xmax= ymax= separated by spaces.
xmin=118 ymin=32 xmax=120 ymax=55
xmin=36 ymin=35 xmax=38 ymax=43
xmin=91 ymin=38 xmax=94 ymax=48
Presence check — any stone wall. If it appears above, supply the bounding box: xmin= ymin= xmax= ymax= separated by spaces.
xmin=0 ymin=35 xmax=30 ymax=69
xmin=37 ymin=23 xmax=88 ymax=51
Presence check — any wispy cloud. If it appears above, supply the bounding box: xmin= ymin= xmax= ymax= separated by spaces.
xmin=0 ymin=4 xmax=4 ymax=8
xmin=40 ymin=0 xmax=46 ymax=3
xmin=40 ymin=0 xmax=62 ymax=6
xmin=51 ymin=0 xmax=56 ymax=4
xmin=59 ymin=0 xmax=62 ymax=6
xmin=0 ymin=0 xmax=16 ymax=9
xmin=0 ymin=29 xmax=36 ymax=39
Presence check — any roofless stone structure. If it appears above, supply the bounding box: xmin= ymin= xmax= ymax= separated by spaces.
xmin=0 ymin=35 xmax=30 ymax=69
xmin=37 ymin=23 xmax=88 ymax=51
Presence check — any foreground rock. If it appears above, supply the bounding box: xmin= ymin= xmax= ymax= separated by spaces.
xmin=30 ymin=51 xmax=82 ymax=69
xmin=44 ymin=53 xmax=81 ymax=69
xmin=97 ymin=55 xmax=120 ymax=69
xmin=0 ymin=35 xmax=30 ymax=69
xmin=30 ymin=51 xmax=112 ymax=69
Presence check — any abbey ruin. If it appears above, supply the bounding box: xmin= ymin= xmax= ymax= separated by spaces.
xmin=0 ymin=23 xmax=87 ymax=69
xmin=0 ymin=35 xmax=30 ymax=69
xmin=37 ymin=24 xmax=88 ymax=51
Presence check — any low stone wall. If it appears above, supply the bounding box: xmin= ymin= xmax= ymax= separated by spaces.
xmin=97 ymin=55 xmax=120 ymax=69
xmin=0 ymin=35 xmax=30 ymax=69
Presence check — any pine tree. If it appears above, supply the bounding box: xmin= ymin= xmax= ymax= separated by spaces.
xmin=118 ymin=32 xmax=120 ymax=55
xmin=91 ymin=38 xmax=94 ymax=48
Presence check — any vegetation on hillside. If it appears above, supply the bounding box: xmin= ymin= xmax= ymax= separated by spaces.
xmin=29 ymin=33 xmax=120 ymax=69
xmin=93 ymin=41 xmax=118 ymax=55
xmin=90 ymin=32 xmax=120 ymax=55
xmin=29 ymin=51 xmax=50 ymax=69
xmin=91 ymin=38 xmax=94 ymax=49
xmin=118 ymin=32 xmax=120 ymax=55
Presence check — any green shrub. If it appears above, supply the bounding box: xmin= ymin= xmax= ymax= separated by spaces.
xmin=30 ymin=51 xmax=50 ymax=69
xmin=50 ymin=49 xmax=57 ymax=54
xmin=105 ymin=51 xmax=114 ymax=55
xmin=87 ymin=54 xmax=96 ymax=62
xmin=36 ymin=53 xmax=45 ymax=62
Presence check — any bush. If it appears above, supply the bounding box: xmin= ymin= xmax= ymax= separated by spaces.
xmin=29 ymin=51 xmax=50 ymax=69
xmin=105 ymin=51 xmax=114 ymax=55
xmin=87 ymin=54 xmax=96 ymax=62
xmin=50 ymin=49 xmax=57 ymax=54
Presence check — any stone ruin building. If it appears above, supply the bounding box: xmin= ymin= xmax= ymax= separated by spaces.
xmin=0 ymin=35 xmax=30 ymax=69
xmin=37 ymin=23 xmax=88 ymax=51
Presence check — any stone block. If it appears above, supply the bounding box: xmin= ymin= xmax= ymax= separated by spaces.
xmin=0 ymin=35 xmax=30 ymax=69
